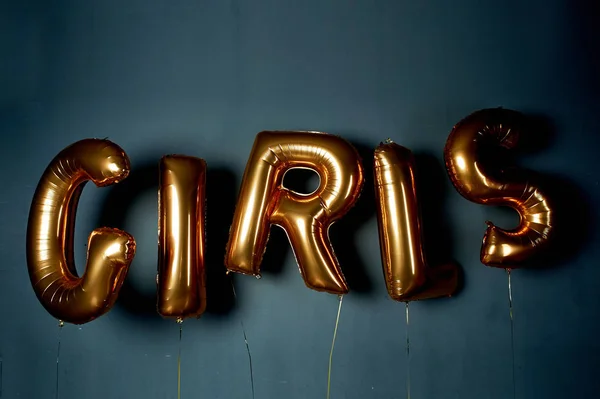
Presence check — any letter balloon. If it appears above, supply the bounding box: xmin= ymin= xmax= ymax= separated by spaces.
xmin=444 ymin=108 xmax=555 ymax=267
xmin=374 ymin=141 xmax=458 ymax=301
xmin=225 ymin=131 xmax=364 ymax=295
xmin=26 ymin=139 xmax=136 ymax=325
xmin=157 ymin=155 xmax=207 ymax=320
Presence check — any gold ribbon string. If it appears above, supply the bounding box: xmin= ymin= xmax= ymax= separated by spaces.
xmin=55 ymin=320 xmax=64 ymax=399
xmin=507 ymin=269 xmax=516 ymax=399
xmin=230 ymin=280 xmax=255 ymax=399
xmin=405 ymin=303 xmax=411 ymax=399
xmin=177 ymin=318 xmax=183 ymax=399
xmin=326 ymin=295 xmax=344 ymax=399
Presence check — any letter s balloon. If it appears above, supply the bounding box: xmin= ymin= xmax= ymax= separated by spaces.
xmin=444 ymin=108 xmax=555 ymax=267
xmin=26 ymin=139 xmax=136 ymax=325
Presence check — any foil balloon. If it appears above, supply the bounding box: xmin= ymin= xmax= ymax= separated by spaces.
xmin=444 ymin=108 xmax=555 ymax=267
xmin=26 ymin=139 xmax=136 ymax=325
xmin=157 ymin=155 xmax=207 ymax=320
xmin=374 ymin=141 xmax=458 ymax=301
xmin=225 ymin=131 xmax=364 ymax=295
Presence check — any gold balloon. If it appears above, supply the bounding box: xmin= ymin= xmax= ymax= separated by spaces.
xmin=444 ymin=108 xmax=555 ymax=267
xmin=225 ymin=131 xmax=364 ymax=295
xmin=157 ymin=155 xmax=207 ymax=320
xmin=26 ymin=139 xmax=136 ymax=325
xmin=374 ymin=141 xmax=458 ymax=301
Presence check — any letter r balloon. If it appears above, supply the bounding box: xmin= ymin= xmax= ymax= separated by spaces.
xmin=225 ymin=131 xmax=364 ymax=295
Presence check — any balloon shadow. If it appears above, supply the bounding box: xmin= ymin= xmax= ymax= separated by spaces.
xmin=534 ymin=172 xmax=594 ymax=269
xmin=204 ymin=166 xmax=238 ymax=317
xmin=497 ymin=112 xmax=593 ymax=268
xmin=96 ymin=157 xmax=240 ymax=322
xmin=413 ymin=152 xmax=464 ymax=296
xmin=96 ymin=160 xmax=161 ymax=323
xmin=328 ymin=141 xmax=375 ymax=295
xmin=516 ymin=112 xmax=594 ymax=268
xmin=569 ymin=0 xmax=600 ymax=103
xmin=474 ymin=109 xmax=557 ymax=179
xmin=517 ymin=112 xmax=557 ymax=155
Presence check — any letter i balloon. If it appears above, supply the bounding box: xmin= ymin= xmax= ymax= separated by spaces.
xmin=157 ymin=155 xmax=207 ymax=321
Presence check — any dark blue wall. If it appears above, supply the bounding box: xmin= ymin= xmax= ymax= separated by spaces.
xmin=1 ymin=1 xmax=599 ymax=398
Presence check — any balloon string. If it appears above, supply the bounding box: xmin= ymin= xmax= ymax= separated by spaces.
xmin=405 ymin=303 xmax=411 ymax=399
xmin=1 ymin=356 xmax=3 ymax=398
xmin=240 ymin=320 xmax=255 ymax=399
xmin=177 ymin=320 xmax=183 ymax=399
xmin=326 ymin=295 xmax=344 ymax=399
xmin=55 ymin=320 xmax=64 ymax=399
xmin=507 ymin=269 xmax=515 ymax=399
xmin=230 ymin=281 xmax=255 ymax=399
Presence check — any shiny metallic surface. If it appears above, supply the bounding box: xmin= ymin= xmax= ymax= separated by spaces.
xmin=225 ymin=131 xmax=364 ymax=294
xmin=374 ymin=142 xmax=458 ymax=301
xmin=157 ymin=155 xmax=207 ymax=320
xmin=26 ymin=139 xmax=136 ymax=325
xmin=444 ymin=108 xmax=555 ymax=267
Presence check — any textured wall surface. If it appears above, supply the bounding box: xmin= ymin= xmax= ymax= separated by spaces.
xmin=1 ymin=1 xmax=598 ymax=398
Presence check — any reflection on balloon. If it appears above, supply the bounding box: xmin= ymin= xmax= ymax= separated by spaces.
xmin=225 ymin=131 xmax=364 ymax=295
xmin=157 ymin=155 xmax=207 ymax=320
xmin=374 ymin=141 xmax=458 ymax=301
xmin=26 ymin=139 xmax=136 ymax=325
xmin=444 ymin=108 xmax=555 ymax=267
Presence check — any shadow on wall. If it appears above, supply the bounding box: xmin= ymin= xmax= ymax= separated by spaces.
xmin=328 ymin=141 xmax=377 ymax=295
xmin=92 ymin=118 xmax=591 ymax=321
xmin=95 ymin=141 xmax=387 ymax=323
xmin=413 ymin=151 xmax=464 ymax=297
xmin=517 ymin=113 xmax=595 ymax=269
xmin=96 ymin=156 xmax=241 ymax=324
xmin=569 ymin=0 xmax=600 ymax=105
xmin=204 ymin=166 xmax=239 ymax=317
xmin=96 ymin=159 xmax=166 ymax=325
